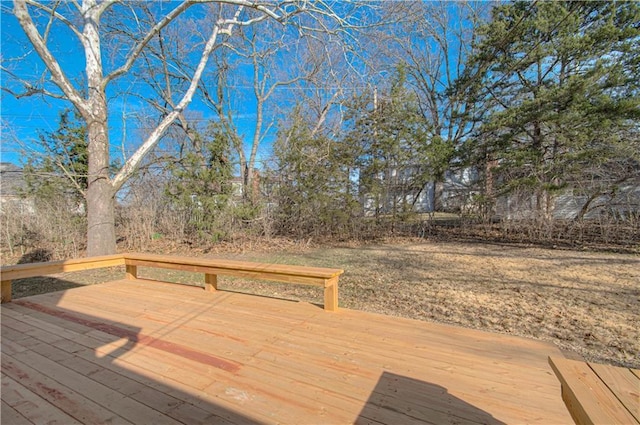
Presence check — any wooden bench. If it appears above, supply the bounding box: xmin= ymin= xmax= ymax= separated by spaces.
xmin=1 ymin=253 xmax=344 ymax=311
xmin=123 ymin=253 xmax=343 ymax=311
xmin=548 ymin=356 xmax=640 ymax=425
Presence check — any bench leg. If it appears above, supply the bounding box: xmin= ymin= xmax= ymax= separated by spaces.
xmin=324 ymin=277 xmax=339 ymax=312
xmin=1 ymin=280 xmax=11 ymax=303
xmin=126 ymin=265 xmax=138 ymax=280
xmin=204 ymin=274 xmax=218 ymax=292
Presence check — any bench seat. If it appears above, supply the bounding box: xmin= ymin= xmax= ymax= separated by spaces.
xmin=548 ymin=356 xmax=639 ymax=425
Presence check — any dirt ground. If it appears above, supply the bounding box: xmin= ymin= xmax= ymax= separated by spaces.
xmin=8 ymin=240 xmax=640 ymax=368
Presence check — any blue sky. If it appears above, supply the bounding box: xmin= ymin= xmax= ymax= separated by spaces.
xmin=1 ymin=10 xmax=67 ymax=164
xmin=0 ymin=2 xmax=280 ymax=169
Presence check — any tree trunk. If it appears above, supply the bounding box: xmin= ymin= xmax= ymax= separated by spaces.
xmin=85 ymin=95 xmax=117 ymax=256
xmin=84 ymin=0 xmax=116 ymax=256
xmin=485 ymin=151 xmax=498 ymax=222
xmin=86 ymin=174 xmax=116 ymax=256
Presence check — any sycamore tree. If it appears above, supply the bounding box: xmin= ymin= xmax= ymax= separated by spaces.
xmin=3 ymin=0 xmax=364 ymax=256
xmin=458 ymin=1 xmax=640 ymax=220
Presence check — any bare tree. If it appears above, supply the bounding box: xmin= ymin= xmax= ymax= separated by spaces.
xmin=6 ymin=0 xmax=364 ymax=255
xmin=365 ymin=2 xmax=488 ymax=211
xmin=199 ymin=18 xmax=317 ymax=201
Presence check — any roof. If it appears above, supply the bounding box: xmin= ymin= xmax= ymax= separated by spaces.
xmin=0 ymin=162 xmax=26 ymax=197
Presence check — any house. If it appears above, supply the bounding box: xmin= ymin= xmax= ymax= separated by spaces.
xmin=360 ymin=166 xmax=477 ymax=216
xmin=360 ymin=165 xmax=433 ymax=216
xmin=0 ymin=162 xmax=34 ymax=215
xmin=495 ymin=182 xmax=640 ymax=220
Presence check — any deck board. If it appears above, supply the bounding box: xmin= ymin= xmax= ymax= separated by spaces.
xmin=1 ymin=279 xmax=573 ymax=424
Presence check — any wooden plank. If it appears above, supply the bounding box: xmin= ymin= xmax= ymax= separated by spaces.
xmin=1 ymin=279 xmax=11 ymax=303
xmin=2 ymin=305 xmax=116 ymax=349
xmin=549 ymin=357 xmax=639 ymax=425
xmin=0 ymin=255 xmax=125 ymax=281
xmin=9 ymin=348 xmax=184 ymax=425
xmin=4 ymin=310 xmax=253 ymax=424
xmin=12 ymin=298 xmax=243 ymax=374
xmin=125 ymin=264 xmax=137 ymax=280
xmin=256 ymin=332 xmax=565 ymax=414
xmin=70 ymin=345 xmax=268 ymax=424
xmin=45 ymin=281 xmax=558 ymax=390
xmin=298 ymin=309 xmax=562 ymax=369
xmin=1 ymin=400 xmax=33 ymax=425
xmin=1 ymin=356 xmax=132 ymax=425
xmin=333 ymin=307 xmax=560 ymax=353
xmin=287 ymin=317 xmax=559 ymax=379
xmin=233 ymin=342 xmax=524 ymax=425
xmin=26 ymin=341 xmax=236 ymax=425
xmin=250 ymin=344 xmax=561 ymax=424
xmin=164 ymin=402 xmax=238 ymax=425
xmin=589 ymin=362 xmax=640 ymax=423
xmin=126 ymin=258 xmax=329 ymax=286
xmin=63 ymin=282 xmax=556 ymax=420
xmin=1 ymin=252 xmax=343 ymax=312
xmin=200 ymin=372 xmax=355 ymax=424
xmin=1 ymin=373 xmax=82 ymax=425
xmin=62 ymin=280 xmax=322 ymax=328
xmin=324 ymin=276 xmax=339 ymax=311
xmin=1 ymin=278 xmax=576 ymax=425
xmin=12 ymin=283 xmax=548 ymax=393
xmin=125 ymin=252 xmax=344 ymax=279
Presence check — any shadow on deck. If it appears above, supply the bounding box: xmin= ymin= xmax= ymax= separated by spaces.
xmin=1 ymin=278 xmax=571 ymax=424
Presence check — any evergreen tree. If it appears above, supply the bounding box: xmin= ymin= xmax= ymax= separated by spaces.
xmin=165 ymin=122 xmax=233 ymax=241
xmin=23 ymin=109 xmax=89 ymax=206
xmin=345 ymin=66 xmax=449 ymax=220
xmin=457 ymin=1 xmax=640 ymax=220
xmin=273 ymin=105 xmax=360 ymax=238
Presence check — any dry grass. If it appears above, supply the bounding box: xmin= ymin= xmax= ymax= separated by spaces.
xmin=8 ymin=240 xmax=639 ymax=368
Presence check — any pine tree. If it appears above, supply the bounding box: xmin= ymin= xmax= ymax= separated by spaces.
xmin=458 ymin=1 xmax=640 ymax=221
xmin=272 ymin=105 xmax=360 ymax=238
xmin=165 ymin=122 xmax=234 ymax=242
xmin=23 ymin=109 xmax=89 ymax=206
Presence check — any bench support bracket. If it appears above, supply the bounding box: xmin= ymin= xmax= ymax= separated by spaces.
xmin=1 ymin=280 xmax=11 ymax=303
xmin=204 ymin=273 xmax=218 ymax=292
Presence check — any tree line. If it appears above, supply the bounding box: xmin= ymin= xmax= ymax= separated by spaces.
xmin=3 ymin=1 xmax=639 ymax=257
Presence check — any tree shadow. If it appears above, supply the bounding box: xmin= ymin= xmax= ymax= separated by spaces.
xmin=10 ymin=276 xmax=86 ymax=300
xmin=10 ymin=249 xmax=87 ymax=300
xmin=16 ymin=248 xmax=53 ymax=264
xmin=356 ymin=371 xmax=506 ymax=424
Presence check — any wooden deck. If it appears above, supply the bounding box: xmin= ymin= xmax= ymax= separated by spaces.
xmin=1 ymin=279 xmax=573 ymax=424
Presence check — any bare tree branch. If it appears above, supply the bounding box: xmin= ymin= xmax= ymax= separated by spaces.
xmin=24 ymin=0 xmax=84 ymax=39
xmin=112 ymin=7 xmax=247 ymax=190
xmin=14 ymin=0 xmax=88 ymax=113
